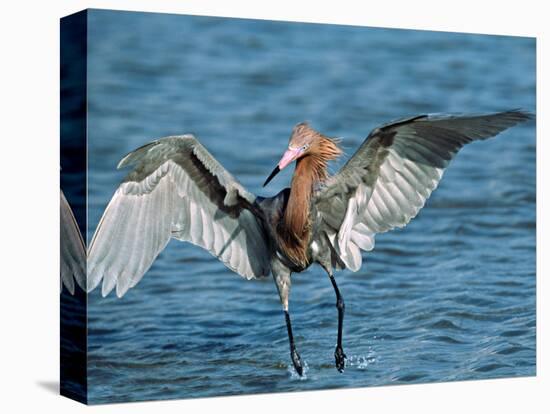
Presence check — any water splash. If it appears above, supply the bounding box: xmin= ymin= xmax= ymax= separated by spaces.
xmin=287 ymin=360 xmax=309 ymax=380
xmin=346 ymin=350 xmax=377 ymax=370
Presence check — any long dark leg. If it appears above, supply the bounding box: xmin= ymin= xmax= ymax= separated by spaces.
xmin=284 ymin=310 xmax=303 ymax=376
xmin=273 ymin=264 xmax=303 ymax=376
xmin=329 ymin=272 xmax=346 ymax=372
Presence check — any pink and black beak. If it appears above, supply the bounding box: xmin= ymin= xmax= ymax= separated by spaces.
xmin=263 ymin=147 xmax=303 ymax=187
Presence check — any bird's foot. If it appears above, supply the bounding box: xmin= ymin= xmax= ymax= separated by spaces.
xmin=291 ymin=347 xmax=304 ymax=376
xmin=334 ymin=346 xmax=347 ymax=372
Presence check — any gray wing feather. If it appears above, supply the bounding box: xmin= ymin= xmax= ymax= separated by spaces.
xmin=60 ymin=190 xmax=86 ymax=294
xmin=316 ymin=110 xmax=532 ymax=271
xmin=87 ymin=135 xmax=270 ymax=297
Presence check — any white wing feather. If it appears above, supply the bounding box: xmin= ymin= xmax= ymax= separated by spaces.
xmin=316 ymin=110 xmax=532 ymax=271
xmin=88 ymin=136 xmax=270 ymax=297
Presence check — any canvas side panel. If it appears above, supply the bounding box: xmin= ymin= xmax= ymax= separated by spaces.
xmin=60 ymin=9 xmax=88 ymax=405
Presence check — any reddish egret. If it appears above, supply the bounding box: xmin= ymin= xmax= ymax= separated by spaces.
xmin=87 ymin=110 xmax=531 ymax=375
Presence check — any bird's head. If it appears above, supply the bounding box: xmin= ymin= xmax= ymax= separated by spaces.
xmin=264 ymin=122 xmax=340 ymax=187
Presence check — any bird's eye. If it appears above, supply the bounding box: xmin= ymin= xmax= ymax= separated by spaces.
xmin=301 ymin=144 xmax=309 ymax=151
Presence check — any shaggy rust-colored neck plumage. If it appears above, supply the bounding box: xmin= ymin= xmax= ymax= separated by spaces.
xmin=277 ymin=136 xmax=342 ymax=267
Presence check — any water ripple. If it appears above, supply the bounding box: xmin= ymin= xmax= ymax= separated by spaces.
xmin=79 ymin=10 xmax=536 ymax=404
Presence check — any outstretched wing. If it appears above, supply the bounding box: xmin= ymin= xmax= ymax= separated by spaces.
xmin=60 ymin=190 xmax=86 ymax=294
xmin=315 ymin=110 xmax=532 ymax=271
xmin=87 ymin=135 xmax=271 ymax=297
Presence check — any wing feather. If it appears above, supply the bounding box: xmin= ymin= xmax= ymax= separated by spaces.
xmin=315 ymin=110 xmax=532 ymax=271
xmin=60 ymin=191 xmax=86 ymax=294
xmin=88 ymin=135 xmax=270 ymax=297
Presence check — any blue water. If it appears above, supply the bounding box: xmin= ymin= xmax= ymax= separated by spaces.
xmin=84 ymin=10 xmax=535 ymax=404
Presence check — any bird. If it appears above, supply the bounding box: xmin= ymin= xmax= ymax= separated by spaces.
xmin=87 ymin=109 xmax=532 ymax=376
xmin=60 ymin=190 xmax=86 ymax=295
